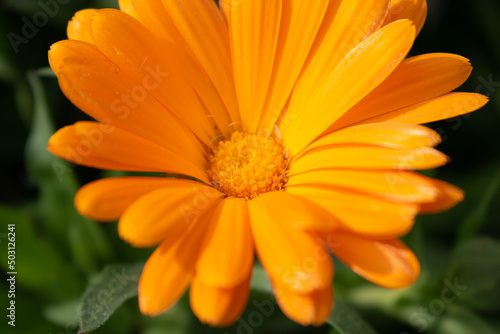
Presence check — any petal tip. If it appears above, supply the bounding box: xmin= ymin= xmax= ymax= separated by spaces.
xmin=138 ymin=293 xmax=167 ymax=317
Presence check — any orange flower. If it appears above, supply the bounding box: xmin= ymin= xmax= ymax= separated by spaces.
xmin=48 ymin=0 xmax=487 ymax=327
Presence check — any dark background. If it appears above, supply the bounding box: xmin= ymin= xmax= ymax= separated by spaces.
xmin=0 ymin=0 xmax=499 ymax=333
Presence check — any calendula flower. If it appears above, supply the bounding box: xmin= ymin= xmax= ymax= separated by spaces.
xmin=48 ymin=0 xmax=487 ymax=327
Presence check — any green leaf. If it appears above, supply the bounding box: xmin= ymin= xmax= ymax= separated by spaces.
xmin=79 ymin=263 xmax=144 ymax=333
xmin=327 ymin=301 xmax=379 ymax=334
xmin=44 ymin=299 xmax=80 ymax=327
xmin=445 ymin=237 xmax=500 ymax=312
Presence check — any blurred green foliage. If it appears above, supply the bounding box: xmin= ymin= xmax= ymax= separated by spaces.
xmin=1 ymin=0 xmax=499 ymax=333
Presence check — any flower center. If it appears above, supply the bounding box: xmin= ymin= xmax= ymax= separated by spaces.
xmin=207 ymin=132 xmax=289 ymax=199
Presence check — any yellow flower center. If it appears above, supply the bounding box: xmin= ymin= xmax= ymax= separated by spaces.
xmin=207 ymin=132 xmax=289 ymax=199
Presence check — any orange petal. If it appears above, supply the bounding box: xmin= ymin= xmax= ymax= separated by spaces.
xmin=51 ymin=45 xmax=205 ymax=164
xmin=119 ymin=0 xmax=172 ymax=42
xmin=195 ymin=198 xmax=254 ymax=287
xmin=251 ymin=191 xmax=338 ymax=231
xmin=89 ymin=9 xmax=217 ymax=144
xmin=299 ymin=0 xmax=389 ymax=101
xmin=383 ymin=0 xmax=427 ymax=36
xmin=119 ymin=0 xmax=234 ymax=137
xmin=222 ymin=0 xmax=282 ymax=133
xmin=49 ymin=40 xmax=106 ymax=77
xmin=302 ymin=123 xmax=441 ymax=156
xmin=359 ymin=92 xmax=489 ymax=125
xmin=190 ymin=275 xmax=251 ymax=327
xmin=282 ymin=20 xmax=415 ymax=154
xmin=162 ymin=0 xmax=240 ymax=127
xmin=118 ymin=0 xmax=135 ymax=15
xmin=75 ymin=177 xmax=199 ymax=222
xmin=257 ymin=0 xmax=329 ymax=132
xmin=275 ymin=0 xmax=389 ymax=136
xmin=248 ymin=194 xmax=334 ymax=293
xmin=290 ymin=146 xmax=449 ymax=175
xmin=67 ymin=9 xmax=97 ymax=43
xmin=419 ymin=179 xmax=464 ymax=213
xmin=138 ymin=211 xmax=214 ymax=316
xmin=324 ymin=232 xmax=420 ymax=288
xmin=273 ymin=280 xmax=333 ymax=326
xmin=288 ymin=187 xmax=418 ymax=238
xmin=118 ymin=181 xmax=222 ymax=248
xmin=288 ymin=170 xmax=438 ymax=203
xmin=331 ymin=53 xmax=473 ymax=130
xmin=48 ymin=122 xmax=208 ymax=183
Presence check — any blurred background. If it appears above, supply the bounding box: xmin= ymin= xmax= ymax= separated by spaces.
xmin=0 ymin=0 xmax=499 ymax=333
